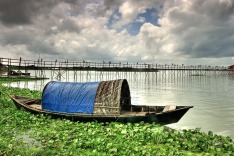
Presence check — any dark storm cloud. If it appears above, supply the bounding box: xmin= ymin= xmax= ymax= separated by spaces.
xmin=27 ymin=39 xmax=60 ymax=55
xmin=103 ymin=0 xmax=122 ymax=10
xmin=1 ymin=28 xmax=33 ymax=45
xmin=190 ymin=28 xmax=234 ymax=58
xmin=0 ymin=0 xmax=61 ymax=25
xmin=59 ymin=19 xmax=81 ymax=33
xmin=192 ymin=0 xmax=234 ymax=22
xmin=165 ymin=0 xmax=234 ymax=58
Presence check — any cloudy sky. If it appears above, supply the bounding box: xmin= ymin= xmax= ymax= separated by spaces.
xmin=0 ymin=0 xmax=234 ymax=66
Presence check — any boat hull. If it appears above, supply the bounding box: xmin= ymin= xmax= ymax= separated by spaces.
xmin=10 ymin=95 xmax=193 ymax=124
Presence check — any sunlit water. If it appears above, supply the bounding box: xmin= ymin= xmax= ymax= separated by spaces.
xmin=5 ymin=70 xmax=234 ymax=139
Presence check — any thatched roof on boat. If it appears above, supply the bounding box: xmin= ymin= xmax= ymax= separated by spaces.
xmin=42 ymin=79 xmax=131 ymax=115
xmin=94 ymin=79 xmax=131 ymax=115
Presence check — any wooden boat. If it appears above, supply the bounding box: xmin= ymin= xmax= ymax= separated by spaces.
xmin=10 ymin=95 xmax=193 ymax=124
xmin=10 ymin=79 xmax=193 ymax=124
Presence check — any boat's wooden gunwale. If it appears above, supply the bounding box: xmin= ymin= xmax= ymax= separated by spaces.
xmin=22 ymin=102 xmax=192 ymax=116
xmin=10 ymin=95 xmax=193 ymax=124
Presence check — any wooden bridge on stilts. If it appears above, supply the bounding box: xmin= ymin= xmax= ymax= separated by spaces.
xmin=0 ymin=57 xmax=233 ymax=81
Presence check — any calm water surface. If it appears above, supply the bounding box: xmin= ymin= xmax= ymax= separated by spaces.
xmin=6 ymin=70 xmax=234 ymax=139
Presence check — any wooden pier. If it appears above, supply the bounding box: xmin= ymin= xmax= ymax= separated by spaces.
xmin=0 ymin=57 xmax=233 ymax=80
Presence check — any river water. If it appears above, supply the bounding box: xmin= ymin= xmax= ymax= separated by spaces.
xmin=5 ymin=70 xmax=234 ymax=139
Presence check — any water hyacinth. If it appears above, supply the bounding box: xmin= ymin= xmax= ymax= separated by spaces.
xmin=0 ymin=77 xmax=233 ymax=155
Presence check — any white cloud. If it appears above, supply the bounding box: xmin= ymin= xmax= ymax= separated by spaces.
xmin=112 ymin=0 xmax=161 ymax=28
xmin=0 ymin=0 xmax=234 ymax=66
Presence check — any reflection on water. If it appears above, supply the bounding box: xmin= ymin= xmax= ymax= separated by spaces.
xmin=0 ymin=71 xmax=6 ymax=75
xmin=5 ymin=80 xmax=50 ymax=91
xmin=5 ymin=70 xmax=234 ymax=139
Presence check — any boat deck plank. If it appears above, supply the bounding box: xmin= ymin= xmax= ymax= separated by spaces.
xmin=30 ymin=104 xmax=42 ymax=110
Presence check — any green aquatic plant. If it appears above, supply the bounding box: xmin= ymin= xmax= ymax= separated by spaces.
xmin=0 ymin=78 xmax=233 ymax=155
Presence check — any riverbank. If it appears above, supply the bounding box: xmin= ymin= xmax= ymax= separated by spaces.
xmin=0 ymin=78 xmax=233 ymax=155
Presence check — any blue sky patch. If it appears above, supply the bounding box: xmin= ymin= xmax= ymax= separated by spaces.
xmin=108 ymin=8 xmax=159 ymax=35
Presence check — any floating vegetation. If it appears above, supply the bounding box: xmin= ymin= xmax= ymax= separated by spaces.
xmin=0 ymin=79 xmax=233 ymax=155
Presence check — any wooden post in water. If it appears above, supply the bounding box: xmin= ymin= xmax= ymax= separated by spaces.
xmin=8 ymin=58 xmax=11 ymax=77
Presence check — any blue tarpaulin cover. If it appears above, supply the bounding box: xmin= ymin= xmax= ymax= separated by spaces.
xmin=42 ymin=81 xmax=100 ymax=114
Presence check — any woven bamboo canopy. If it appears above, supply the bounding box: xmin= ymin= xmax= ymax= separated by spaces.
xmin=94 ymin=79 xmax=131 ymax=115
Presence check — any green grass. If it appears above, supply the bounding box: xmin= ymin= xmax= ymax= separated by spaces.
xmin=0 ymin=78 xmax=233 ymax=155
